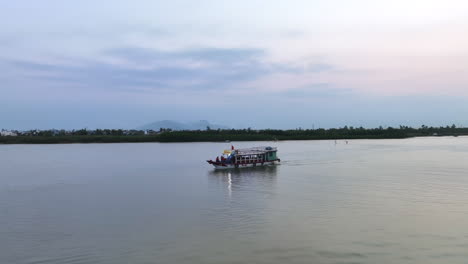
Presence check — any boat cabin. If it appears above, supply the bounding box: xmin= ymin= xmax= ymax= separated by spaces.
xmin=232 ymin=146 xmax=278 ymax=164
xmin=208 ymin=146 xmax=280 ymax=169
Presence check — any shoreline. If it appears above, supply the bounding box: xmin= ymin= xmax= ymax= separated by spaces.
xmin=0 ymin=134 xmax=465 ymax=145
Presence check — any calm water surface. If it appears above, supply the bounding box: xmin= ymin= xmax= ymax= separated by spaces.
xmin=1 ymin=138 xmax=468 ymax=264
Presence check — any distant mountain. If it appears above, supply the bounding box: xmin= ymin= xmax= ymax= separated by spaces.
xmin=138 ymin=120 xmax=229 ymax=131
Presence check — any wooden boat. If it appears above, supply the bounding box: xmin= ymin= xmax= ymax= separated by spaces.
xmin=207 ymin=146 xmax=280 ymax=169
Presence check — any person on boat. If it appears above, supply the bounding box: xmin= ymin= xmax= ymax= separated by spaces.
xmin=216 ymin=156 xmax=220 ymax=163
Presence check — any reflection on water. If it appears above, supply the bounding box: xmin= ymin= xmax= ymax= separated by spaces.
xmin=208 ymin=165 xmax=279 ymax=177
xmin=2 ymin=138 xmax=468 ymax=264
xmin=208 ymin=166 xmax=278 ymax=197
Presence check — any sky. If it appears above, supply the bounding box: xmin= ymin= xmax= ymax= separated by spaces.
xmin=2 ymin=0 xmax=468 ymax=129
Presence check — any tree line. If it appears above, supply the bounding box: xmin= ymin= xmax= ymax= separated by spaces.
xmin=0 ymin=125 xmax=466 ymax=144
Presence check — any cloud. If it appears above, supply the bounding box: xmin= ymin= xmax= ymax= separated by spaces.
xmin=5 ymin=47 xmax=266 ymax=92
xmin=6 ymin=46 xmax=336 ymax=95
xmin=271 ymin=62 xmax=335 ymax=74
xmin=279 ymin=84 xmax=353 ymax=98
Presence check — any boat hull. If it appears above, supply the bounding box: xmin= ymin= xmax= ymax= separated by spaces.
xmin=207 ymin=159 xmax=280 ymax=169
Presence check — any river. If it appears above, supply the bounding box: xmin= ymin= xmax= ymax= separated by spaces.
xmin=1 ymin=137 xmax=468 ymax=263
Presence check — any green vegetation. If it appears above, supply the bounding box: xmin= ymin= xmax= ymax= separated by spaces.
xmin=1 ymin=125 xmax=467 ymax=144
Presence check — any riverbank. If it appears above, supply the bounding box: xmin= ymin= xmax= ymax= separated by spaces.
xmin=1 ymin=127 xmax=466 ymax=144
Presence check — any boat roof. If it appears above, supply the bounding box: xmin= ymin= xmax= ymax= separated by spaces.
xmin=234 ymin=146 xmax=277 ymax=155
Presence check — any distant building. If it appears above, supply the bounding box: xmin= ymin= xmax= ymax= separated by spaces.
xmin=0 ymin=130 xmax=18 ymax=136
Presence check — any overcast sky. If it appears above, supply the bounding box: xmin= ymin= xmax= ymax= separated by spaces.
xmin=2 ymin=0 xmax=468 ymax=129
